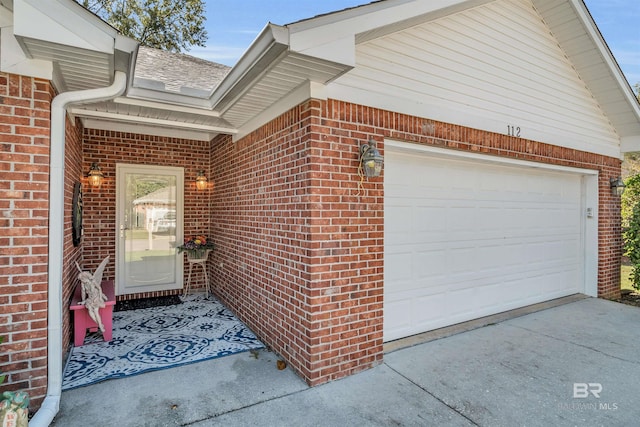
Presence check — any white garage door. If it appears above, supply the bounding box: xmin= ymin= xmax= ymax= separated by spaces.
xmin=384 ymin=145 xmax=587 ymax=342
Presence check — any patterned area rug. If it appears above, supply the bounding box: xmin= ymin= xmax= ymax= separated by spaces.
xmin=62 ymin=294 xmax=263 ymax=390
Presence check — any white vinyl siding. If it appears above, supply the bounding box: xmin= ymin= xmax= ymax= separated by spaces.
xmin=328 ymin=0 xmax=620 ymax=158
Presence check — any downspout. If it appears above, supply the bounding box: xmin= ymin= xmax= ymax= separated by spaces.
xmin=29 ymin=71 xmax=127 ymax=427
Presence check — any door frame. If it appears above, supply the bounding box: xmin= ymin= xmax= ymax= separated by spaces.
xmin=115 ymin=163 xmax=185 ymax=296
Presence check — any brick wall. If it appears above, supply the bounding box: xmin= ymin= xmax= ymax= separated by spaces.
xmin=81 ymin=129 xmax=211 ymax=299
xmin=209 ymin=100 xmax=382 ymax=387
xmin=0 ymin=72 xmax=622 ymax=410
xmin=209 ymin=100 xmax=385 ymax=387
xmin=63 ymin=117 xmax=83 ymax=354
xmin=0 ymin=72 xmax=52 ymax=408
xmin=209 ymin=97 xmax=622 ymax=387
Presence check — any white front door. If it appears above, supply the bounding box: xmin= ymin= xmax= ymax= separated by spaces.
xmin=384 ymin=143 xmax=596 ymax=342
xmin=116 ymin=164 xmax=184 ymax=295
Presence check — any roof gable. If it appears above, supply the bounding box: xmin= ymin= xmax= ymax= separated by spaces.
xmin=328 ymin=0 xmax=622 ymax=157
xmin=285 ymin=0 xmax=640 ymax=152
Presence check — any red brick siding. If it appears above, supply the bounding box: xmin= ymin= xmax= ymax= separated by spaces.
xmin=210 ymin=103 xmax=348 ymax=386
xmin=82 ymin=129 xmax=212 ymax=299
xmin=62 ymin=117 xmax=83 ymax=355
xmin=210 ymin=98 xmax=622 ymax=387
xmin=0 ymin=72 xmax=52 ymax=408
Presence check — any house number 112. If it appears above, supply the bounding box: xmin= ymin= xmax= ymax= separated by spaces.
xmin=507 ymin=125 xmax=521 ymax=137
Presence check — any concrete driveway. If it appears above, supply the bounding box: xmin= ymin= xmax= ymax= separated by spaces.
xmin=52 ymin=296 xmax=640 ymax=426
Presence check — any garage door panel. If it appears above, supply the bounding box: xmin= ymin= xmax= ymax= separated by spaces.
xmin=416 ymin=250 xmax=448 ymax=277
xmin=384 ymin=149 xmax=586 ymax=342
xmin=386 ymin=252 xmax=413 ymax=282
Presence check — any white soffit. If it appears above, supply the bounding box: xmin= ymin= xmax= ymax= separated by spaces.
xmin=221 ymin=52 xmax=352 ymax=128
xmin=9 ymin=0 xmax=137 ymax=93
xmin=18 ymin=38 xmax=113 ymax=91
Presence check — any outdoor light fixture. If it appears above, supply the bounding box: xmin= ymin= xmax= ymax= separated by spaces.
xmin=195 ymin=170 xmax=208 ymax=190
xmin=359 ymin=139 xmax=384 ymax=178
xmin=88 ymin=162 xmax=104 ymax=188
xmin=610 ymin=176 xmax=625 ymax=196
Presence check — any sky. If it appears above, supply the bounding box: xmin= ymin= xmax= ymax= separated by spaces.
xmin=189 ymin=0 xmax=640 ymax=87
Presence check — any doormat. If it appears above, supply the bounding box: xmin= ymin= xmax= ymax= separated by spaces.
xmin=115 ymin=295 xmax=182 ymax=312
xmin=62 ymin=294 xmax=263 ymax=390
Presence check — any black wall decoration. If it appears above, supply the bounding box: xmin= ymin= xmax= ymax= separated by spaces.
xmin=72 ymin=181 xmax=83 ymax=247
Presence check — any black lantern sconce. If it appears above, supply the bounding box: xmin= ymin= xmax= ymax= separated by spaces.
xmin=359 ymin=139 xmax=384 ymax=178
xmin=88 ymin=162 xmax=104 ymax=188
xmin=610 ymin=177 xmax=625 ymax=196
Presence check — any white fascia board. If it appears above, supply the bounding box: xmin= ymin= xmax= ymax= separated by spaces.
xmin=209 ymin=23 xmax=289 ymax=109
xmin=287 ymin=0 xmax=482 ymax=60
xmin=569 ymin=0 xmax=640 ymax=129
xmin=115 ymin=34 xmax=138 ymax=54
xmin=113 ymin=97 xmax=221 ymax=118
xmin=0 ymin=26 xmax=52 ymax=79
xmin=14 ymin=0 xmax=116 ymax=54
xmin=114 ymin=34 xmax=139 ymax=73
xmin=126 ymin=87 xmax=214 ymax=109
xmin=69 ymin=107 xmax=238 ymax=134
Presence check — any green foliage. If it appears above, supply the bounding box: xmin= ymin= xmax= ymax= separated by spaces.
xmin=622 ymin=152 xmax=640 ymax=177
xmin=621 ymin=175 xmax=640 ymax=228
xmin=624 ymin=202 xmax=640 ymax=291
xmin=78 ymin=0 xmax=208 ymax=52
xmin=134 ymin=181 xmax=166 ymax=199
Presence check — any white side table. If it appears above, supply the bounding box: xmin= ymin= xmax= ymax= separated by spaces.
xmin=184 ymin=250 xmax=211 ymax=297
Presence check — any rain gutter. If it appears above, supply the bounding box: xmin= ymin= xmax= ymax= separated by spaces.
xmin=29 ymin=71 xmax=127 ymax=427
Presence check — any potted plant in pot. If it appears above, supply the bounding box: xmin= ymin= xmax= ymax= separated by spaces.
xmin=177 ymin=235 xmax=215 ymax=260
xmin=0 ymin=336 xmax=29 ymax=427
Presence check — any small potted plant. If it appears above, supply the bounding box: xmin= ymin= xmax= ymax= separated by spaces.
xmin=177 ymin=235 xmax=215 ymax=260
xmin=0 ymin=337 xmax=29 ymax=427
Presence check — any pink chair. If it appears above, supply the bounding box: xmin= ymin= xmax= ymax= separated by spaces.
xmin=70 ymin=280 xmax=116 ymax=346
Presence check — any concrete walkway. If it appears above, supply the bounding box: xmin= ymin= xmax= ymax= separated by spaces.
xmin=51 ymin=297 xmax=640 ymax=426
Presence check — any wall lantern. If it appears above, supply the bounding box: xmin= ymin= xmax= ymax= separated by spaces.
xmin=610 ymin=176 xmax=625 ymax=196
xmin=88 ymin=162 xmax=104 ymax=188
xmin=359 ymin=139 xmax=384 ymax=178
xmin=195 ymin=170 xmax=208 ymax=190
